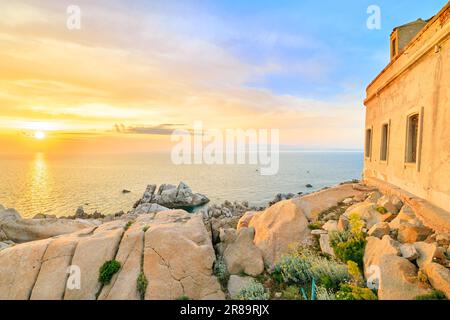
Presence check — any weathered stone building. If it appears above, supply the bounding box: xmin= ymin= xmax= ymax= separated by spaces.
xmin=363 ymin=2 xmax=450 ymax=232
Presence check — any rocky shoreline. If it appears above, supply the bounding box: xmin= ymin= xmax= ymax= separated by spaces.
xmin=0 ymin=181 xmax=449 ymax=300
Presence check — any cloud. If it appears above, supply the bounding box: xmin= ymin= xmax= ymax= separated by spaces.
xmin=115 ymin=123 xmax=186 ymax=136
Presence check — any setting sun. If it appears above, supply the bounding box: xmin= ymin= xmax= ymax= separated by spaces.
xmin=34 ymin=131 xmax=46 ymax=140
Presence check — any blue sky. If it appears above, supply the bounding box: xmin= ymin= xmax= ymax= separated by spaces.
xmin=1 ymin=0 xmax=447 ymax=153
xmin=203 ymin=0 xmax=448 ymax=100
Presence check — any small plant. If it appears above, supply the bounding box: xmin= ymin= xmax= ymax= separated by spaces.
xmin=237 ymin=280 xmax=270 ymax=300
xmin=308 ymin=222 xmax=323 ymax=230
xmin=417 ymin=270 xmax=428 ymax=283
xmin=176 ymin=295 xmax=191 ymax=300
xmin=136 ymin=272 xmax=148 ymax=300
xmin=415 ymin=290 xmax=447 ymax=300
xmin=272 ymin=247 xmax=348 ymax=287
xmin=347 ymin=261 xmax=364 ymax=286
xmin=336 ymin=284 xmax=378 ymax=300
xmin=124 ymin=220 xmax=134 ymax=231
xmin=213 ymin=257 xmax=230 ymax=287
xmin=375 ymin=206 xmax=388 ymax=214
xmin=329 ymin=228 xmax=366 ymax=269
xmin=348 ymin=213 xmax=365 ymax=235
xmin=281 ymin=286 xmax=302 ymax=300
xmin=99 ymin=260 xmax=121 ymax=285
xmin=315 ymin=285 xmax=337 ymax=300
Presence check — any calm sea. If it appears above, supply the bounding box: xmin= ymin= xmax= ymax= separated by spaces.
xmin=0 ymin=152 xmax=363 ymax=218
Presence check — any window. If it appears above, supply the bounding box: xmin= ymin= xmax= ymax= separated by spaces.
xmin=406 ymin=114 xmax=419 ymax=163
xmin=391 ymin=38 xmax=397 ymax=59
xmin=380 ymin=123 xmax=389 ymax=161
xmin=365 ymin=128 xmax=372 ymax=159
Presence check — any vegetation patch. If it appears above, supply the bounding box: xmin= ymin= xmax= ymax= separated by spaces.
xmin=375 ymin=206 xmax=388 ymax=214
xmin=213 ymin=257 xmax=230 ymax=288
xmin=176 ymin=295 xmax=191 ymax=300
xmin=237 ymin=280 xmax=270 ymax=300
xmin=415 ymin=290 xmax=447 ymax=300
xmin=99 ymin=260 xmax=121 ymax=285
xmin=308 ymin=222 xmax=323 ymax=230
xmin=124 ymin=220 xmax=135 ymax=231
xmin=137 ymin=272 xmax=148 ymax=300
xmin=272 ymin=247 xmax=349 ymax=288
xmin=329 ymin=214 xmax=367 ymax=268
xmin=336 ymin=284 xmax=378 ymax=300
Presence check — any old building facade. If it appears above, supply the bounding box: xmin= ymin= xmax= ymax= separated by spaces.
xmin=363 ymin=2 xmax=450 ymax=228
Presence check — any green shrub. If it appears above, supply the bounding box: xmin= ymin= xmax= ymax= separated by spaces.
xmin=315 ymin=285 xmax=337 ymax=300
xmin=272 ymin=248 xmax=348 ymax=287
xmin=176 ymin=295 xmax=190 ymax=300
xmin=347 ymin=261 xmax=364 ymax=286
xmin=330 ymin=231 xmax=366 ymax=269
xmin=336 ymin=284 xmax=378 ymax=300
xmin=137 ymin=272 xmax=148 ymax=300
xmin=99 ymin=260 xmax=121 ymax=285
xmin=213 ymin=257 xmax=230 ymax=287
xmin=124 ymin=220 xmax=134 ymax=231
xmin=375 ymin=206 xmax=388 ymax=214
xmin=281 ymin=286 xmax=302 ymax=300
xmin=308 ymin=222 xmax=322 ymax=230
xmin=415 ymin=290 xmax=447 ymax=300
xmin=237 ymin=280 xmax=269 ymax=300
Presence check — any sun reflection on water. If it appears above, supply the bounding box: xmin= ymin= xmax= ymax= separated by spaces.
xmin=26 ymin=153 xmax=51 ymax=214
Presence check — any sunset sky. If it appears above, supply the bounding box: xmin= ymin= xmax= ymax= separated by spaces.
xmin=0 ymin=0 xmax=447 ymax=154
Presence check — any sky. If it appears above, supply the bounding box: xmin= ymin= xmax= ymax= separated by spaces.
xmin=0 ymin=0 xmax=447 ymax=154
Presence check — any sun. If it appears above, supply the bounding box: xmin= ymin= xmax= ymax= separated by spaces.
xmin=34 ymin=131 xmax=46 ymax=140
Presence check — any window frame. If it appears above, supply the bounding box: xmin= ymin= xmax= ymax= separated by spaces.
xmin=405 ymin=113 xmax=420 ymax=164
xmin=365 ymin=127 xmax=373 ymax=160
xmin=380 ymin=122 xmax=390 ymax=163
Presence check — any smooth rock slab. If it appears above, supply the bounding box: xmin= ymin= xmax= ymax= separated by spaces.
xmin=98 ymin=223 xmax=145 ymax=300
xmin=378 ymin=254 xmax=431 ymax=300
xmin=30 ymin=228 xmax=95 ymax=300
xmin=63 ymin=221 xmax=125 ymax=300
xmin=249 ymin=200 xmax=311 ymax=267
xmin=223 ymin=227 xmax=264 ymax=277
xmin=0 ymin=239 xmax=50 ymax=300
xmin=143 ymin=211 xmax=224 ymax=300
xmin=423 ymin=262 xmax=450 ymax=299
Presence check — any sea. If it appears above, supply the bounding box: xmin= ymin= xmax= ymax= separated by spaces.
xmin=0 ymin=151 xmax=363 ymax=218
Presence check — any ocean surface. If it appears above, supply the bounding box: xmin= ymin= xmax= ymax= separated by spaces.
xmin=0 ymin=152 xmax=363 ymax=218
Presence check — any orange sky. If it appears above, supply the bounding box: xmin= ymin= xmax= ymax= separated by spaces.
xmin=0 ymin=1 xmax=365 ymax=155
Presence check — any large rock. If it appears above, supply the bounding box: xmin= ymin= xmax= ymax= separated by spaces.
xmin=249 ymin=200 xmax=310 ymax=266
xmin=291 ymin=183 xmax=367 ymax=221
xmin=0 ymin=239 xmax=51 ymax=299
xmin=227 ymin=275 xmax=254 ymax=299
xmin=376 ymin=196 xmax=401 ymax=214
xmin=319 ymin=233 xmax=335 ymax=256
xmin=143 ymin=210 xmax=224 ymax=300
xmin=322 ymin=220 xmax=338 ymax=232
xmin=237 ymin=211 xmax=259 ymax=231
xmin=423 ymin=262 xmax=450 ymax=299
xmin=30 ymin=227 xmax=96 ymax=300
xmin=137 ymin=182 xmax=209 ymax=210
xmin=398 ymin=223 xmax=433 ymax=244
xmin=133 ymin=203 xmax=169 ymax=215
xmin=399 ymin=243 xmax=419 ymax=261
xmin=63 ymin=221 xmax=125 ymax=300
xmin=413 ymin=242 xmax=439 ymax=269
xmin=223 ymin=227 xmax=264 ymax=277
xmin=368 ymin=222 xmax=390 ymax=239
xmin=378 ymin=254 xmax=431 ymax=300
xmin=363 ymin=235 xmax=401 ymax=278
xmin=0 ymin=206 xmax=95 ymax=243
xmin=343 ymin=202 xmax=384 ymax=229
xmin=98 ymin=222 xmax=145 ymax=300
